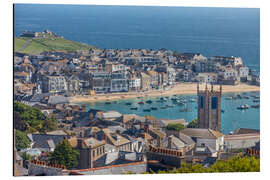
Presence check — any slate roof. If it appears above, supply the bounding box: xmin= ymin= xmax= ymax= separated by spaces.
xmin=29 ymin=93 xmax=52 ymax=102
xmin=28 ymin=133 xmax=68 ymax=149
xmin=181 ymin=128 xmax=224 ymax=139
xmin=20 ymin=148 xmax=42 ymax=157
xmin=178 ymin=132 xmax=195 ymax=146
xmin=107 ymin=126 xmax=127 ymax=134
xmin=83 ymin=137 xmax=105 ymax=148
xmin=161 ymin=118 xmax=188 ymax=126
xmin=94 ymin=152 xmax=119 ymax=167
xmin=101 ymin=111 xmax=122 ymax=120
xmin=102 ymin=128 xmax=131 ymax=146
xmin=48 ymin=95 xmax=69 ymax=105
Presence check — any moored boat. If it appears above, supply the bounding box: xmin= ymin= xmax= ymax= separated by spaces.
xmin=130 ymin=107 xmax=138 ymax=110
xmin=251 ymin=104 xmax=260 ymax=108
xmin=143 ymin=109 xmax=151 ymax=112
xmin=237 ymin=104 xmax=249 ymax=110
xmin=151 ymin=107 xmax=158 ymax=110
xmin=138 ymin=101 xmax=144 ymax=105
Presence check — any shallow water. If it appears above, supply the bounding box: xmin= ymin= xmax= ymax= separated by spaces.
xmin=76 ymin=92 xmax=260 ymax=134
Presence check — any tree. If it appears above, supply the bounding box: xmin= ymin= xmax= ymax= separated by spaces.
xmin=15 ymin=130 xmax=30 ymax=151
xmin=166 ymin=123 xmax=185 ymax=132
xmin=14 ymin=102 xmax=57 ymax=133
xmin=42 ymin=114 xmax=57 ymax=132
xmin=49 ymin=140 xmax=80 ymax=169
xmin=187 ymin=118 xmax=198 ymax=128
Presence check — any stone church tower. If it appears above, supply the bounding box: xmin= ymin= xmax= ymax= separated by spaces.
xmin=197 ymin=83 xmax=222 ymax=132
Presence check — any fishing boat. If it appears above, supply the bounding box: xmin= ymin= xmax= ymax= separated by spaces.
xmin=189 ymin=99 xmax=196 ymax=103
xmin=105 ymin=102 xmax=111 ymax=104
xmin=146 ymin=100 xmax=153 ymax=104
xmin=253 ymin=99 xmax=260 ymax=103
xmin=143 ymin=109 xmax=151 ymax=112
xmin=151 ymin=107 xmax=158 ymax=110
xmin=179 ymin=108 xmax=192 ymax=112
xmin=181 ymin=99 xmax=188 ymax=103
xmin=253 ymin=96 xmax=260 ymax=99
xmin=243 ymin=96 xmax=249 ymax=99
xmin=176 ymin=102 xmax=185 ymax=106
xmin=160 ymin=97 xmax=167 ymax=101
xmin=125 ymin=102 xmax=132 ymax=105
xmin=225 ymin=97 xmax=233 ymax=100
xmin=138 ymin=101 xmax=144 ymax=105
xmin=237 ymin=104 xmax=249 ymax=110
xmin=171 ymin=97 xmax=179 ymax=101
xmin=166 ymin=105 xmax=174 ymax=108
xmin=251 ymin=104 xmax=260 ymax=108
xmin=130 ymin=107 xmax=138 ymax=110
xmin=236 ymin=94 xmax=243 ymax=99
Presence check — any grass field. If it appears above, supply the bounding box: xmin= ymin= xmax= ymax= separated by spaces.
xmin=14 ymin=37 xmax=95 ymax=54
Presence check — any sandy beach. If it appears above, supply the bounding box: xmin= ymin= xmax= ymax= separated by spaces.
xmin=69 ymin=83 xmax=260 ymax=103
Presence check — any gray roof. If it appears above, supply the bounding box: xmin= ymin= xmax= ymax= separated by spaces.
xmin=94 ymin=151 xmax=119 ymax=167
xmin=181 ymin=128 xmax=224 ymax=139
xmin=107 ymin=126 xmax=127 ymax=134
xmin=20 ymin=148 xmax=42 ymax=157
xmin=48 ymin=95 xmax=69 ymax=105
xmin=28 ymin=133 xmax=68 ymax=149
xmin=178 ymin=132 xmax=195 ymax=146
xmin=29 ymin=93 xmax=52 ymax=102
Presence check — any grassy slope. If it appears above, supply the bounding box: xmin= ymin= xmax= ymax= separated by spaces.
xmin=14 ymin=37 xmax=94 ymax=55
xmin=14 ymin=38 xmax=28 ymax=52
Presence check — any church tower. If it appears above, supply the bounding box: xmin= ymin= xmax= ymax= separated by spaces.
xmin=197 ymin=83 xmax=222 ymax=132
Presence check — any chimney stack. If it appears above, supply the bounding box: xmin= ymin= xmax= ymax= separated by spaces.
xmin=168 ymin=136 xmax=173 ymax=149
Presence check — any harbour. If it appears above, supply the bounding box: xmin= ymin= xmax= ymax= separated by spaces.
xmin=75 ymin=91 xmax=260 ymax=134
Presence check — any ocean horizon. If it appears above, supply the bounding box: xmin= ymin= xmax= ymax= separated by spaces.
xmin=14 ymin=4 xmax=260 ymax=72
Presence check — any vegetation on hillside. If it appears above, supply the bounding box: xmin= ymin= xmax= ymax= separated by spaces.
xmin=14 ymin=101 xmax=57 ymax=133
xmin=144 ymin=156 xmax=259 ymax=174
xmin=15 ymin=129 xmax=31 ymax=151
xmin=49 ymin=140 xmax=80 ymax=169
xmin=14 ymin=36 xmax=95 ymax=55
xmin=166 ymin=123 xmax=185 ymax=132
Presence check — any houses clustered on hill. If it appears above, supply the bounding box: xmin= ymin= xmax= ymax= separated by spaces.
xmin=14 ymin=48 xmax=259 ymax=99
xmin=14 ymin=46 xmax=260 ymax=176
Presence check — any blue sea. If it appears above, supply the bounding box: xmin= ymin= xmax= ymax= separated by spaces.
xmin=14 ymin=4 xmax=260 ymax=133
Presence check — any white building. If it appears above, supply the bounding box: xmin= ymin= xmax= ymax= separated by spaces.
xmin=128 ymin=78 xmax=141 ymax=91
xmin=197 ymin=73 xmax=218 ymax=84
xmin=238 ymin=66 xmax=249 ymax=81
xmin=181 ymin=128 xmax=225 ymax=156
xmin=219 ymin=66 xmax=238 ymax=80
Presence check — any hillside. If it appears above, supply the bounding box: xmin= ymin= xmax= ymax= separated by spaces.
xmin=14 ymin=36 xmax=94 ymax=55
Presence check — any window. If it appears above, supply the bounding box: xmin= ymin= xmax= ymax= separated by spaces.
xmin=212 ymin=96 xmax=218 ymax=109
xmin=200 ymin=96 xmax=204 ymax=108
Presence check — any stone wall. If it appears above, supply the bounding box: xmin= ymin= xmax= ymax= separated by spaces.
xmin=146 ymin=152 xmax=182 ymax=168
xmin=28 ymin=161 xmax=67 ymax=176
xmin=70 ymin=161 xmax=147 ymax=175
